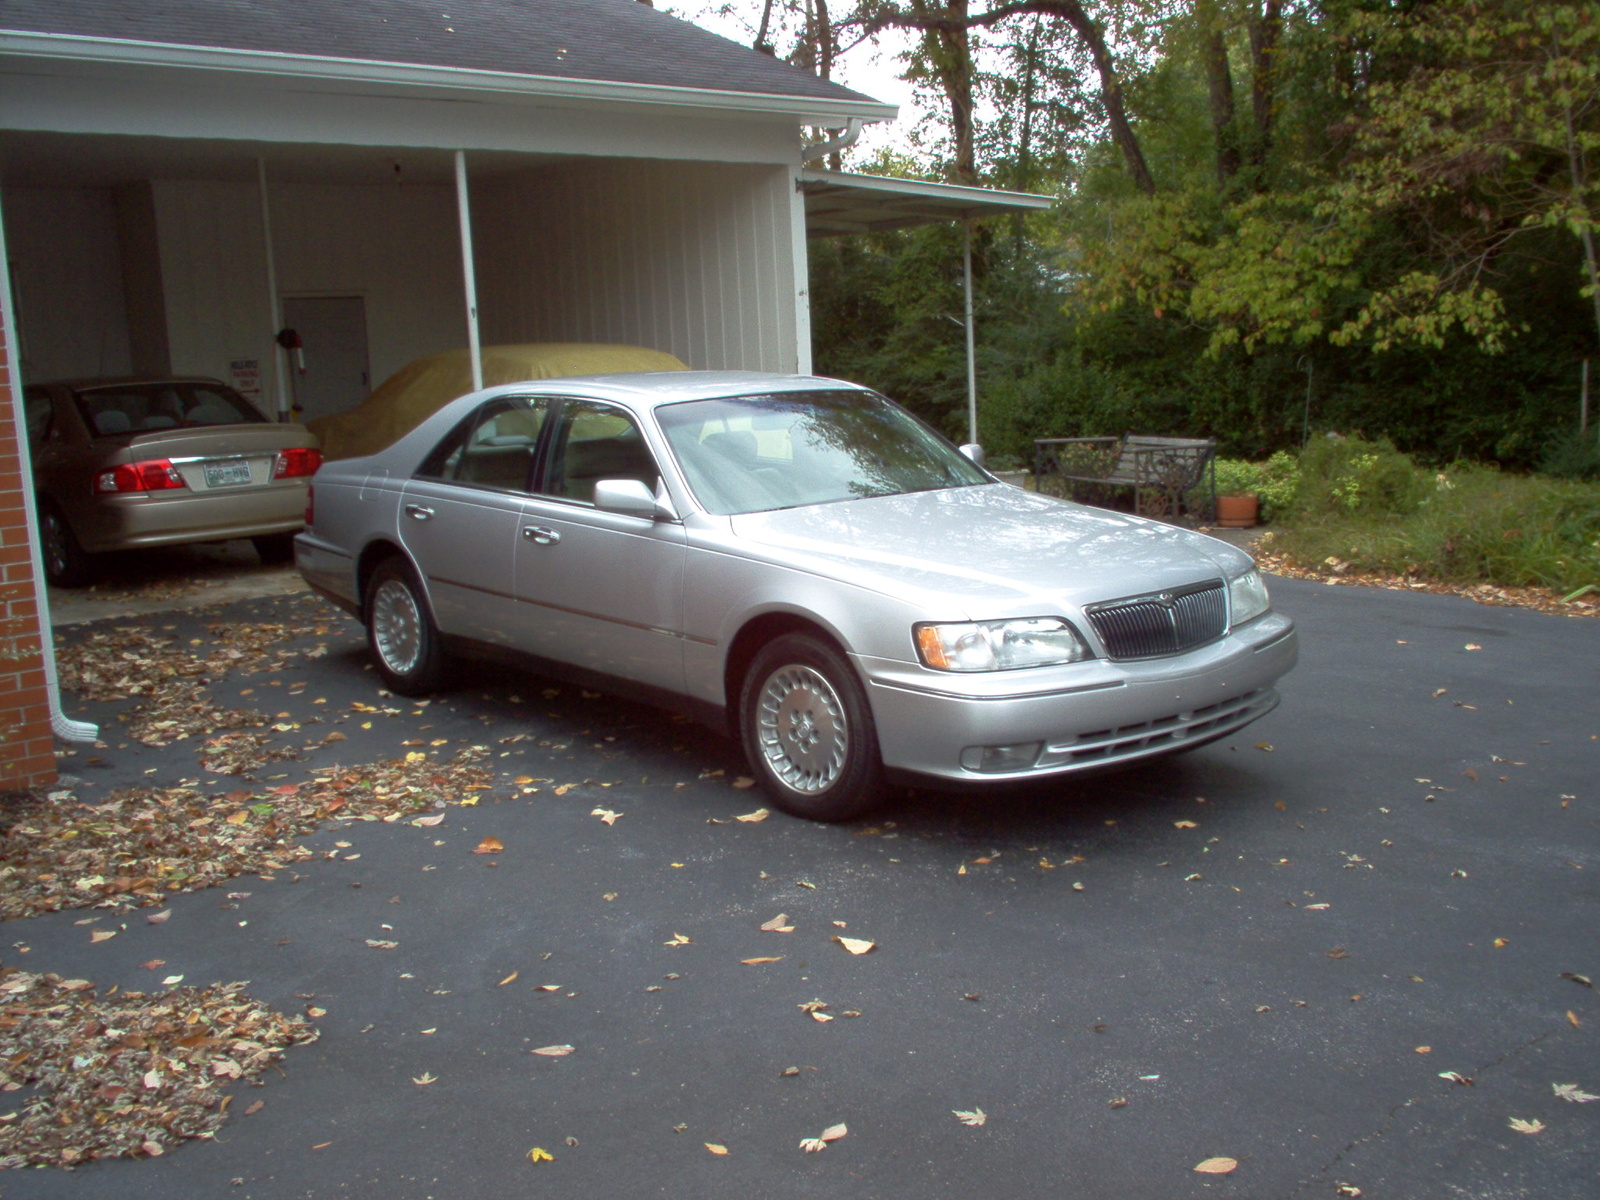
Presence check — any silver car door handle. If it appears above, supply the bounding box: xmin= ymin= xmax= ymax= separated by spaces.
xmin=523 ymin=526 xmax=561 ymax=545
xmin=404 ymin=504 xmax=435 ymax=521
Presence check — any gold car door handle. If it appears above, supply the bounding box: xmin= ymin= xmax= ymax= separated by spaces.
xmin=404 ymin=504 xmax=435 ymax=521
xmin=523 ymin=526 xmax=561 ymax=545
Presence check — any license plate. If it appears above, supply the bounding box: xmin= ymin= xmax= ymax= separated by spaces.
xmin=204 ymin=460 xmax=253 ymax=488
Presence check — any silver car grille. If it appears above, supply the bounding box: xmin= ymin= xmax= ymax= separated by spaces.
xmin=1086 ymin=580 xmax=1227 ymax=660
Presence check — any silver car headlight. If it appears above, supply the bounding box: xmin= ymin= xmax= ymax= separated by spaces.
xmin=915 ymin=617 xmax=1091 ymax=672
xmin=1228 ymin=569 xmax=1271 ymax=627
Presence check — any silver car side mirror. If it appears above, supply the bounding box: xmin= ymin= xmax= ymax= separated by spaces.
xmin=959 ymin=443 xmax=986 ymax=467
xmin=594 ymin=478 xmax=678 ymax=521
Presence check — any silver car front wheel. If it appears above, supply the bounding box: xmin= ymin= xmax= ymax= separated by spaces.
xmin=741 ymin=633 xmax=883 ymax=822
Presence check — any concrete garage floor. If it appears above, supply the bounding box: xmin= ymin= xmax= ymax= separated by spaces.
xmin=8 ymin=562 xmax=1599 ymax=1199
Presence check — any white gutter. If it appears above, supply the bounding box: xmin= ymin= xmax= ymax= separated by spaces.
xmin=0 ymin=194 xmax=97 ymax=746
xmin=0 ymin=30 xmax=898 ymax=125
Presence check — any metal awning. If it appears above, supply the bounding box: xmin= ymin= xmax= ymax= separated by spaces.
xmin=798 ymin=169 xmax=1054 ymax=445
xmin=799 ymin=168 xmax=1053 ymax=237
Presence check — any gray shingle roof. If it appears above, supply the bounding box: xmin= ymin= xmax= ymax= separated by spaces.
xmin=0 ymin=0 xmax=880 ymax=105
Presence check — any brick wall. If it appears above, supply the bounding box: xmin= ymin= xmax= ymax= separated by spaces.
xmin=0 ymin=319 xmax=58 ymax=788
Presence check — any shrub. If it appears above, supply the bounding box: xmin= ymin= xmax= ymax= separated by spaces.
xmin=1295 ymin=435 xmax=1429 ymax=518
xmin=1540 ymin=429 xmax=1600 ymax=481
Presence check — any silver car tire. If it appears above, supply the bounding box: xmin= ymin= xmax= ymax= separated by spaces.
xmin=365 ymin=558 xmax=445 ymax=696
xmin=740 ymin=633 xmax=883 ymax=823
xmin=38 ymin=500 xmax=97 ymax=588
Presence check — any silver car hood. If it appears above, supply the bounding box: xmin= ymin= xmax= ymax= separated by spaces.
xmin=727 ymin=484 xmax=1251 ymax=618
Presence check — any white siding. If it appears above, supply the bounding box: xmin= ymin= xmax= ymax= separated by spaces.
xmin=151 ymin=180 xmax=466 ymax=404
xmin=1 ymin=186 xmax=132 ymax=381
xmin=475 ymin=160 xmax=798 ymax=372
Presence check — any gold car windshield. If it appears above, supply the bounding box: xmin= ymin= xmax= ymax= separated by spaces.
xmin=656 ymin=390 xmax=989 ymax=516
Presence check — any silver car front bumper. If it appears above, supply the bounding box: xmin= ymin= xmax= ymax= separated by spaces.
xmin=862 ymin=612 xmax=1298 ymax=783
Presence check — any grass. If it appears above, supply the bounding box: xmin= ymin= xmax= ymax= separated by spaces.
xmin=1265 ymin=462 xmax=1600 ymax=596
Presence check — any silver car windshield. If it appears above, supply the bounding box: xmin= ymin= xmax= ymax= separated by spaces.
xmin=656 ymin=390 xmax=990 ymax=516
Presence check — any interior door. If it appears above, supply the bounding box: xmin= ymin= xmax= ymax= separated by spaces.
xmin=280 ymin=295 xmax=369 ymax=423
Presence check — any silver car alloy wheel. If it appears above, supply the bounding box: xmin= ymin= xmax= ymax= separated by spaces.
xmin=755 ymin=664 xmax=849 ymax=794
xmin=371 ymin=578 xmax=423 ymax=676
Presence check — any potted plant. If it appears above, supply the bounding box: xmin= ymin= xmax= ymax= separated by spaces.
xmin=1212 ymin=460 xmax=1261 ymax=527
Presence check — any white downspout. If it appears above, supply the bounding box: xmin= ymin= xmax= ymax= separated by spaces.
xmin=454 ymin=151 xmax=483 ymax=392
xmin=801 ymin=118 xmax=865 ymax=164
xmin=0 ymin=195 xmax=97 ymax=744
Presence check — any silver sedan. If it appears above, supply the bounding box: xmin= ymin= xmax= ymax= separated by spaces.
xmin=296 ymin=372 xmax=1297 ymax=821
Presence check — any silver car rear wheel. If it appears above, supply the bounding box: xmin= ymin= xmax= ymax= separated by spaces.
xmin=741 ymin=633 xmax=883 ymax=822
xmin=365 ymin=558 xmax=444 ymax=695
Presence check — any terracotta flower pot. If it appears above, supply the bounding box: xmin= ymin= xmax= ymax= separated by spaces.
xmin=1215 ymin=493 xmax=1259 ymax=528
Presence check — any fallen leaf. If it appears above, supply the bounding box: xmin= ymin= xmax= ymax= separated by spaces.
xmin=1493 ymin=937 xmax=1509 ymax=948
xmin=245 ymin=1100 xmax=265 ymax=1116
xmin=1415 ymin=1046 xmax=1432 ymax=1054
xmin=1327 ymin=947 xmax=1350 ymax=959
xmin=1439 ymin=1071 xmax=1473 ymax=1086
xmin=473 ymin=837 xmax=504 ymax=855
xmin=1464 ymin=643 xmax=1482 ymax=651
xmin=800 ymin=1138 xmax=826 ymax=1153
xmin=90 ymin=930 xmax=117 ymax=943
xmin=1108 ymin=1097 xmax=1127 ymax=1108
xmin=953 ymin=1108 xmax=987 ymax=1126
xmin=732 ymin=777 xmax=756 ymax=789
xmin=735 ymin=808 xmax=769 ymax=822
xmin=705 ymin=1143 xmax=728 ymax=1155
xmin=364 ymin=939 xmax=398 ymax=950
xmin=1193 ymin=1157 xmax=1237 ymax=1174
xmin=664 ymin=933 xmax=691 ymax=946
xmin=1173 ymin=820 xmax=1197 ymax=829
xmin=146 ymin=910 xmax=171 ymax=925
xmin=590 ymin=807 xmax=622 ymax=825
xmin=760 ymin=914 xmax=795 ymax=932
xmin=162 ymin=974 xmax=185 ymax=986
xmin=1255 ymin=742 xmax=1273 ymax=752
xmin=531 ymin=1045 xmax=574 ymax=1057
xmin=741 ymin=956 xmax=784 ymax=965
xmin=498 ymin=971 xmax=519 ymax=987
xmin=1553 ymin=1082 xmax=1600 ymax=1103
xmin=834 ymin=936 xmax=875 ymax=955
xmin=820 ymin=1123 xmax=847 ymax=1142
xmin=811 ymin=1011 xmax=834 ymax=1022
xmin=140 ymin=959 xmax=166 ymax=970
xmin=1304 ymin=903 xmax=1331 ymax=911
xmin=1508 ymin=1117 xmax=1544 ymax=1134
xmin=798 ymin=999 xmax=828 ymax=1013
xmin=1560 ymin=972 xmax=1593 ymax=988
xmin=412 ymin=812 xmax=445 ymax=827
xmin=1335 ymin=1186 xmax=1362 ymax=1198
xmin=528 ymin=1147 xmax=554 ymax=1162
xmin=780 ymin=1066 xmax=800 ymax=1077
xmin=412 ymin=1072 xmax=437 ymax=1085
xmin=1568 ymin=1010 xmax=1583 ymax=1029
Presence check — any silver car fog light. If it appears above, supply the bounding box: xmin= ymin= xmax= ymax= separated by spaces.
xmin=960 ymin=742 xmax=1045 ymax=773
xmin=915 ymin=617 xmax=1090 ymax=672
xmin=1227 ymin=569 xmax=1271 ymax=628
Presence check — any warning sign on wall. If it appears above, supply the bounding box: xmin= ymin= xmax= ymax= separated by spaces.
xmin=229 ymin=358 xmax=262 ymax=401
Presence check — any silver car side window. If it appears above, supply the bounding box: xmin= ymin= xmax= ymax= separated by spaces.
xmin=418 ymin=396 xmax=546 ymax=491
xmin=542 ymin=400 xmax=659 ymax=506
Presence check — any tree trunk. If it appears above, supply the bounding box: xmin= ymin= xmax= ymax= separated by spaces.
xmin=1204 ymin=28 xmax=1240 ymax=187
xmin=1049 ymin=1 xmax=1155 ymax=194
xmin=1246 ymin=0 xmax=1284 ymax=174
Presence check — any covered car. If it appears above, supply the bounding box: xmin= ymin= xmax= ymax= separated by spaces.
xmin=296 ymin=372 xmax=1297 ymax=822
xmin=306 ymin=343 xmax=687 ymax=461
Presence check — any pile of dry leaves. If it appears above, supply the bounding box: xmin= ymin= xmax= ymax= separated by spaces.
xmin=0 ymin=970 xmax=316 ymax=1167
xmin=0 ymin=748 xmax=495 ymax=919
xmin=1252 ymin=539 xmax=1600 ymax=619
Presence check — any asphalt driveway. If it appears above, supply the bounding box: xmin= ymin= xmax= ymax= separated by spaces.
xmin=4 ymin=574 xmax=1597 ymax=1200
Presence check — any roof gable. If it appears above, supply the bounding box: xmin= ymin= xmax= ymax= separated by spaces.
xmin=0 ymin=0 xmax=879 ymax=106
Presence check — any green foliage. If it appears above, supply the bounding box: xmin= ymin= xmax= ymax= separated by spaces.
xmin=1209 ymin=451 xmax=1300 ymax=521
xmin=1294 ymin=435 xmax=1429 ymax=518
xmin=1270 ymin=466 xmax=1600 ymax=594
xmin=1540 ymin=428 xmax=1600 ymax=481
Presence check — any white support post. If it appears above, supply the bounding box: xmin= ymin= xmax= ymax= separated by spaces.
xmin=455 ymin=150 xmax=484 ymax=392
xmin=257 ymin=158 xmax=290 ymax=421
xmin=963 ymin=220 xmax=978 ymax=446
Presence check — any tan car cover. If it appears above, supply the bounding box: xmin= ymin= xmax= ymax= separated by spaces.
xmin=307 ymin=344 xmax=687 ymax=461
